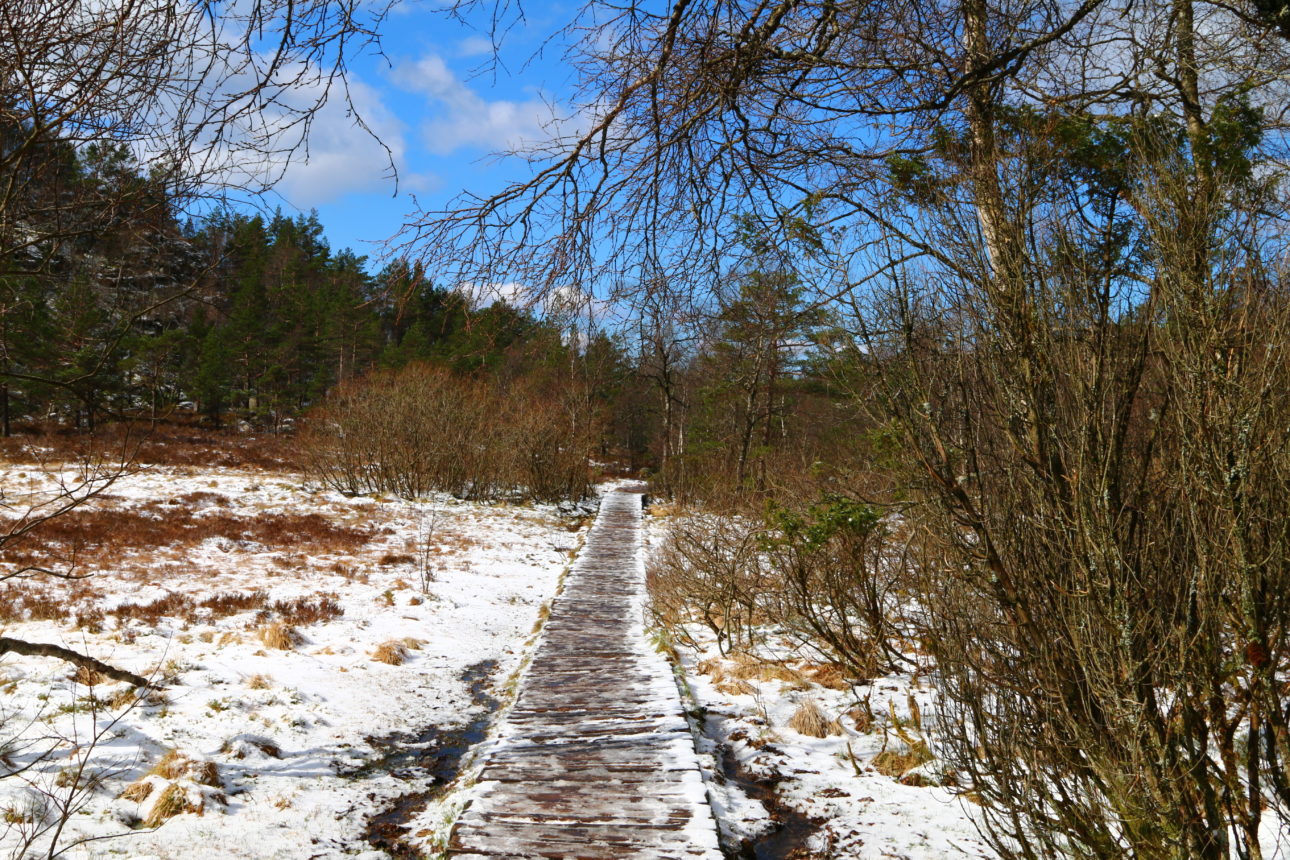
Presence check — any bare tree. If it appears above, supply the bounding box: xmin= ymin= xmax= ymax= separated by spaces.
xmin=0 ymin=5 xmax=393 ymax=850
xmin=402 ymin=0 xmax=1290 ymax=855
xmin=1 ymin=0 xmax=393 ymax=269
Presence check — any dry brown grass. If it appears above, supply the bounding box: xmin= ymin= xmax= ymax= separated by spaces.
xmin=256 ymin=595 xmax=343 ymax=627
xmin=847 ymin=704 xmax=875 ymax=733
xmin=149 ymin=751 xmax=189 ymax=780
xmin=695 ymin=657 xmax=729 ymax=685
xmin=327 ymin=561 xmax=368 ymax=583
xmin=0 ymin=420 xmax=296 ymax=472
xmin=119 ymin=750 xmax=224 ymax=818
xmin=145 ymin=751 xmax=221 ymax=787
xmin=246 ymin=674 xmax=272 ymax=690
xmin=0 ymin=585 xmax=70 ymax=624
xmin=189 ymin=760 xmax=221 ymax=788
xmin=256 ymin=622 xmax=298 ymax=651
xmin=728 ymin=653 xmax=801 ymax=684
xmin=141 ymin=783 xmax=203 ymax=828
xmin=162 ymin=491 xmax=231 ymax=509
xmin=99 ymin=592 xmax=343 ymax=631
xmin=371 ymin=641 xmax=409 ymax=665
xmin=119 ymin=780 xmax=153 ymax=802
xmin=2 ymin=508 xmax=371 ymax=569
xmin=802 ymin=662 xmax=852 ymax=691
xmin=873 ymin=707 xmax=934 ymax=778
xmin=872 ymin=744 xmax=932 ymax=778
xmin=788 ymin=699 xmax=839 ymax=738
xmin=715 ymin=679 xmax=758 ymax=697
xmin=70 ymin=665 xmax=107 ymax=687
xmin=221 ymin=735 xmax=282 ymax=760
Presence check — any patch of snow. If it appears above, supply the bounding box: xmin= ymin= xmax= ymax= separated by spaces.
xmin=0 ymin=462 xmax=585 ymax=859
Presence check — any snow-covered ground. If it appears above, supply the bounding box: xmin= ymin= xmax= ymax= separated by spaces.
xmin=0 ymin=458 xmax=586 ymax=859
xmin=643 ymin=514 xmax=993 ymax=860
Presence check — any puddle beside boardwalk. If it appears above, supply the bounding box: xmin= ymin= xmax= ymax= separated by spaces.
xmin=358 ymin=659 xmax=500 ymax=858
xmin=719 ymin=745 xmax=819 ymax=860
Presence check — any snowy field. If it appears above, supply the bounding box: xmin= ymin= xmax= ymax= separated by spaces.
xmin=0 ymin=454 xmax=586 ymax=859
xmin=643 ymin=514 xmax=993 ymax=860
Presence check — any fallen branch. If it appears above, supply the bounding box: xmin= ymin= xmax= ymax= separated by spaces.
xmin=0 ymin=637 xmax=151 ymax=688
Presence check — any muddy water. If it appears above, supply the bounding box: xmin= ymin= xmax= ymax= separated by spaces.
xmin=358 ymin=659 xmax=499 ymax=858
xmin=719 ymin=746 xmax=819 ymax=860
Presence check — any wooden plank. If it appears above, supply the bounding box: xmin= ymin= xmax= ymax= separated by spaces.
xmin=446 ymin=487 xmax=722 ymax=859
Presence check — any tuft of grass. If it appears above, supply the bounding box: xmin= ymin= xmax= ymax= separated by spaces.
xmin=530 ymin=601 xmax=552 ymax=634
xmin=108 ymin=685 xmax=152 ymax=709
xmin=149 ymin=750 xmax=189 ymax=780
xmin=142 ymin=783 xmax=201 ymax=828
xmin=246 ymin=674 xmax=272 ymax=690
xmin=872 ymin=744 xmax=933 ymax=778
xmin=371 ymin=641 xmax=409 ymax=665
xmin=873 ymin=702 xmax=934 ymax=778
xmin=119 ymin=780 xmax=154 ymax=802
xmin=715 ymin=679 xmax=757 ymax=697
xmin=788 ymin=699 xmax=839 ymax=738
xmin=71 ymin=665 xmax=107 ymax=687
xmin=695 ymin=658 xmax=722 ymax=677
xmin=847 ymin=702 xmax=875 ymax=733
xmin=256 ymin=622 xmax=298 ymax=651
xmin=126 ymin=751 xmax=223 ymax=820
xmin=221 ymin=735 xmax=282 ymax=760
xmin=190 ymin=760 xmax=221 ymax=788
xmin=728 ymin=653 xmax=800 ymax=684
xmin=803 ymin=661 xmax=853 ymax=691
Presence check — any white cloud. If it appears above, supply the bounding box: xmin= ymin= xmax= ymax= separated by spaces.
xmin=456 ymin=280 xmax=530 ymax=308
xmin=272 ymin=76 xmax=438 ymax=208
xmin=457 ymin=35 xmax=496 ymax=57
xmin=456 ymin=280 xmax=620 ymax=326
xmin=391 ymin=53 xmax=571 ymax=156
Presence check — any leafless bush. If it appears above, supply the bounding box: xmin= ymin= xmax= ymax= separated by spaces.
xmin=647 ymin=513 xmax=769 ymax=654
xmin=301 ymin=364 xmax=595 ymax=502
xmin=649 ymin=495 xmax=913 ymax=678
xmin=760 ymin=496 xmax=912 ymax=677
xmin=859 ymin=156 xmax=1290 ymax=857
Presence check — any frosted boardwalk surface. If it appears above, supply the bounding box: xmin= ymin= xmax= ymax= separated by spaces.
xmin=448 ymin=486 xmax=723 ymax=859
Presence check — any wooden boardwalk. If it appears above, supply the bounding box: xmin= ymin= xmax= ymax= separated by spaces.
xmin=448 ymin=486 xmax=723 ymax=859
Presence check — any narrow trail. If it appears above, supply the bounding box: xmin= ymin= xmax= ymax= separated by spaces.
xmin=448 ymin=485 xmax=723 ymax=859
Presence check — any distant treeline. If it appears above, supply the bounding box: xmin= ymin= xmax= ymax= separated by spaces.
xmin=0 ymin=152 xmax=645 ymax=449
xmin=0 ymin=146 xmax=863 ymax=494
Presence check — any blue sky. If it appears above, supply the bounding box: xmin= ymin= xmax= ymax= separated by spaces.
xmin=264 ymin=2 xmax=579 ymax=271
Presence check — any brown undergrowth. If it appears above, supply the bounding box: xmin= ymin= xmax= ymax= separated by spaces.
xmin=0 ymin=420 xmax=295 ymax=471
xmin=0 ymin=585 xmax=343 ymax=629
xmin=0 ymin=508 xmax=371 ymax=567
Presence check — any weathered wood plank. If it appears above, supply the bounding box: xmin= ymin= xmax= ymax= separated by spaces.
xmin=446 ymin=487 xmax=722 ymax=859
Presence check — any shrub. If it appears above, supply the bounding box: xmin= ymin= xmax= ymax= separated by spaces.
xmin=300 ymin=364 xmax=595 ymax=502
